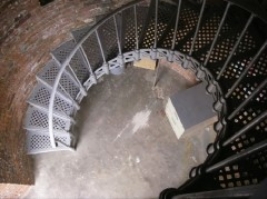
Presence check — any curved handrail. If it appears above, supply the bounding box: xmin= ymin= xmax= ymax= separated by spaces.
xmin=42 ymin=0 xmax=267 ymax=197
xmin=48 ymin=0 xmax=267 ymax=152
xmin=48 ymin=0 xmax=143 ymax=148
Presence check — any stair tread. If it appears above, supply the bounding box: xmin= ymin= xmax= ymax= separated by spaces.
xmin=38 ymin=60 xmax=81 ymax=100
xmin=29 ymin=83 xmax=74 ymax=116
xmin=71 ymin=23 xmax=95 ymax=43
xmin=51 ymin=40 xmax=77 ymax=64
xmin=51 ymin=40 xmax=90 ymax=85
xmin=26 ymin=130 xmax=72 ymax=154
xmin=172 ymin=2 xmax=205 ymax=52
xmin=25 ymin=106 xmax=71 ymax=131
xmin=24 ymin=2 xmax=267 ymax=187
xmin=97 ymin=16 xmax=119 ymax=60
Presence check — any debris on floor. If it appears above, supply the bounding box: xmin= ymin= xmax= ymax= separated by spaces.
xmin=133 ymin=58 xmax=156 ymax=70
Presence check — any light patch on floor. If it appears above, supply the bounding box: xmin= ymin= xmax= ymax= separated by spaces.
xmin=24 ymin=67 xmax=215 ymax=199
xmin=132 ymin=108 xmax=151 ymax=134
xmin=114 ymin=108 xmax=151 ymax=141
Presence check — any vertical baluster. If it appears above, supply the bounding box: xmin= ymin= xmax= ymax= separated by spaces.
xmin=67 ymin=64 xmax=87 ymax=96
xmin=189 ymin=0 xmax=207 ymax=56
xmin=225 ymin=40 xmax=267 ymax=98
xmin=134 ymin=5 xmax=139 ymax=50
xmin=95 ymin=29 xmax=109 ymax=74
xmin=217 ymin=14 xmax=254 ymax=80
xmin=206 ymin=139 xmax=267 ymax=173
xmin=114 ymin=14 xmax=124 ymax=69
xmin=114 ymin=15 xmax=122 ymax=55
xmin=79 ymin=46 xmax=97 ymax=82
xmin=54 ymin=102 xmax=75 ymax=123
xmin=139 ymin=0 xmax=155 ymax=48
xmin=153 ymin=0 xmax=159 ymax=48
xmin=58 ymin=83 xmax=80 ymax=110
xmin=223 ymin=111 xmax=267 ymax=147
xmin=56 ymin=139 xmax=75 ymax=151
xmin=228 ymin=79 xmax=267 ymax=120
xmin=204 ymin=2 xmax=232 ymax=66
xmin=171 ymin=0 xmax=182 ymax=51
xmin=37 ymin=76 xmax=79 ymax=109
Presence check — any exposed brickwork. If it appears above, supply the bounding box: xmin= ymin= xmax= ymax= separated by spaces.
xmin=0 ymin=0 xmax=189 ymax=195
xmin=0 ymin=184 xmax=31 ymax=199
xmin=160 ymin=59 xmax=198 ymax=84
xmin=0 ymin=0 xmax=132 ymax=191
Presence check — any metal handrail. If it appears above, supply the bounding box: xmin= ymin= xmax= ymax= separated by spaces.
xmin=45 ymin=0 xmax=267 ymax=195
xmin=48 ymin=0 xmax=267 ymax=152
xmin=48 ymin=0 xmax=143 ymax=148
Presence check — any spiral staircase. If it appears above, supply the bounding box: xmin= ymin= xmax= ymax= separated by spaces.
xmin=24 ymin=0 xmax=267 ymax=198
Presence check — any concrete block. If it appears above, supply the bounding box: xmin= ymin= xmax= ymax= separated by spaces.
xmin=165 ymin=82 xmax=217 ymax=139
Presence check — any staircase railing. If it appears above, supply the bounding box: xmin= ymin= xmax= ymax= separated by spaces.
xmin=48 ymin=0 xmax=143 ymax=149
xmin=24 ymin=0 xmax=267 ymax=197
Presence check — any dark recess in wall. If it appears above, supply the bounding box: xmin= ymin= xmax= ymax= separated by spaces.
xmin=39 ymin=0 xmax=54 ymax=6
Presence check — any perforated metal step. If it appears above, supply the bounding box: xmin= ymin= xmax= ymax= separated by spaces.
xmin=51 ymin=40 xmax=90 ymax=84
xmin=71 ymin=23 xmax=95 ymax=43
xmin=28 ymin=83 xmax=75 ymax=116
xmin=140 ymin=1 xmax=177 ymax=48
xmin=25 ymin=106 xmax=71 ymax=132
xmin=120 ymin=3 xmax=151 ymax=52
xmin=26 ymin=130 xmax=72 ymax=154
xmin=24 ymin=2 xmax=267 ymax=195
xmin=27 ymin=100 xmax=74 ymax=122
xmin=37 ymin=60 xmax=82 ymax=101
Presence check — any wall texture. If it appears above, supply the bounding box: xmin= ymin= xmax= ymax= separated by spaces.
xmin=0 ymin=0 xmax=131 ymax=189
xmin=160 ymin=59 xmax=198 ymax=84
xmin=0 ymin=0 xmax=195 ymax=196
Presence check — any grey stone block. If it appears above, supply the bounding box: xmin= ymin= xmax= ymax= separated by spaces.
xmin=166 ymin=82 xmax=217 ymax=139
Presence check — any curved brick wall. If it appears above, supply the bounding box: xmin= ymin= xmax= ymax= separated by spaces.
xmin=0 ymin=0 xmax=132 ymax=185
xmin=0 ymin=0 xmax=194 ymax=189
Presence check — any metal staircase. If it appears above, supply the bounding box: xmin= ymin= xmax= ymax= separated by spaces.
xmin=24 ymin=0 xmax=267 ymax=198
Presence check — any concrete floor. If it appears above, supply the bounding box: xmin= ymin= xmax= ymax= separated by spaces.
xmin=24 ymin=65 xmax=216 ymax=199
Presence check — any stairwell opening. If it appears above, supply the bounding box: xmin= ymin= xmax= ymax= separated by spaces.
xmin=2 ymin=0 xmax=266 ymax=198
xmin=26 ymin=59 xmax=219 ymax=198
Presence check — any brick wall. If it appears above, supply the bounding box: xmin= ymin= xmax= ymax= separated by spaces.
xmin=0 ymin=0 xmax=132 ymax=192
xmin=0 ymin=0 xmax=197 ymax=196
xmin=160 ymin=59 xmax=198 ymax=84
xmin=0 ymin=184 xmax=31 ymax=199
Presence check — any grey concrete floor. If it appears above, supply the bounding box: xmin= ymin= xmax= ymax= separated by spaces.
xmin=24 ymin=65 xmax=216 ymax=199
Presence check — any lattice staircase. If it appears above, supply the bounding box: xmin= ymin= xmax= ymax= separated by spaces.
xmin=24 ymin=0 xmax=267 ymax=198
